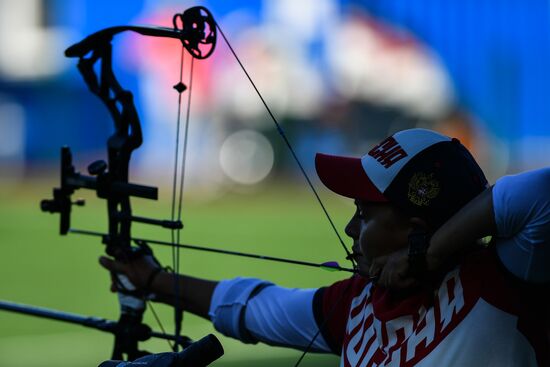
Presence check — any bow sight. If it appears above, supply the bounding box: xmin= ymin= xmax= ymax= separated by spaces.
xmin=40 ymin=147 xmax=175 ymax=238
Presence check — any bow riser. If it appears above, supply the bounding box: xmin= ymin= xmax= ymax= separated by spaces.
xmin=40 ymin=6 xmax=218 ymax=361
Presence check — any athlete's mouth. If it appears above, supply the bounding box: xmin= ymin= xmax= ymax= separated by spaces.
xmin=346 ymin=246 xmax=378 ymax=280
xmin=347 ymin=243 xmax=363 ymax=260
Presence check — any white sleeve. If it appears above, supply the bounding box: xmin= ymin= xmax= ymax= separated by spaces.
xmin=493 ymin=168 xmax=550 ymax=283
xmin=244 ymin=284 xmax=331 ymax=352
xmin=208 ymin=277 xmax=331 ymax=352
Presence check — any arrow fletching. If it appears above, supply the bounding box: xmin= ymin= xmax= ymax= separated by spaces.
xmin=320 ymin=261 xmax=341 ymax=272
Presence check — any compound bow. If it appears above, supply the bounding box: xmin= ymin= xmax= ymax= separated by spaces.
xmin=0 ymin=5 xmax=357 ymax=366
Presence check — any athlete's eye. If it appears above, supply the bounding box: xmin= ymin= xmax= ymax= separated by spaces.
xmin=354 ymin=201 xmax=367 ymax=220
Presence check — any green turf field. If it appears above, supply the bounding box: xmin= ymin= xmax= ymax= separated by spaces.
xmin=0 ymin=177 xmax=353 ymax=366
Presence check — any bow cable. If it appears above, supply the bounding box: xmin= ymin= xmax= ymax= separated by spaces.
xmin=175 ymin=49 xmax=196 ymax=352
xmin=170 ymin=45 xmax=194 ymax=351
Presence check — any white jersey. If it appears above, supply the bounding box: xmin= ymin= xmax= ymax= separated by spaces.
xmin=315 ymin=250 xmax=545 ymax=366
xmin=209 ymin=168 xmax=550 ymax=366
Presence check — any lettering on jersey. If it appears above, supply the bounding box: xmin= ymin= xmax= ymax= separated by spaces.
xmin=341 ymin=270 xmax=467 ymax=367
xmin=437 ymin=273 xmax=464 ymax=330
xmin=368 ymin=137 xmax=408 ymax=169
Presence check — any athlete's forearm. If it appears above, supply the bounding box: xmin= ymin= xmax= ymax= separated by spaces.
xmin=427 ymin=187 xmax=496 ymax=271
xmin=149 ymin=272 xmax=218 ymax=320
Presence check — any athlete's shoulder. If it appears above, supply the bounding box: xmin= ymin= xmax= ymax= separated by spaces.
xmin=322 ymin=275 xmax=371 ymax=299
xmin=313 ymin=276 xmax=372 ymax=354
xmin=493 ymin=167 xmax=550 ymax=283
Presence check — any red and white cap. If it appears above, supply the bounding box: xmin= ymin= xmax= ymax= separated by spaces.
xmin=315 ymin=128 xmax=487 ymax=227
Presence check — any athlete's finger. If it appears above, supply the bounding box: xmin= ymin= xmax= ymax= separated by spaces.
xmin=99 ymin=256 xmax=126 ymax=274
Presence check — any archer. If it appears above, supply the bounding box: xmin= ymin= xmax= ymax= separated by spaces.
xmin=100 ymin=128 xmax=550 ymax=366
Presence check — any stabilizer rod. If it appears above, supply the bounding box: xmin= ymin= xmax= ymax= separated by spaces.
xmin=0 ymin=300 xmax=189 ymax=346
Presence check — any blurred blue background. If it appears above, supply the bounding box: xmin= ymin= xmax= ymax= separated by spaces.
xmin=1 ymin=1 xmax=549 ymax=366
xmin=1 ymin=0 xmax=549 ymax=190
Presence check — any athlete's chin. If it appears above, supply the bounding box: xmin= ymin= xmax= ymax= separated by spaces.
xmin=355 ymin=262 xmax=371 ymax=279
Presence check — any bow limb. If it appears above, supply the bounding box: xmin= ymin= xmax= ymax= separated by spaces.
xmin=65 ymin=6 xmax=216 ymax=60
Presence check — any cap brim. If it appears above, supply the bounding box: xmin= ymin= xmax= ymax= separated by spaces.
xmin=315 ymin=153 xmax=387 ymax=202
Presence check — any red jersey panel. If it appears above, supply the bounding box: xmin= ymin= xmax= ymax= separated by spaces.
xmin=314 ymin=249 xmax=549 ymax=366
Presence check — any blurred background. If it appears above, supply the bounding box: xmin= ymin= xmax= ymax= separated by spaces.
xmin=0 ymin=0 xmax=549 ymax=366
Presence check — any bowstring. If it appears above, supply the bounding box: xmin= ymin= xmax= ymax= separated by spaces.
xmin=170 ymin=44 xmax=187 ymax=351
xmin=213 ymin=22 xmax=357 ymax=367
xmin=214 ymin=24 xmax=356 ymax=268
xmin=176 ymin=57 xmax=194 ymax=262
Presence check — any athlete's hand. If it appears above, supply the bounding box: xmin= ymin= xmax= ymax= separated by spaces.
xmin=370 ymin=249 xmax=417 ymax=289
xmin=99 ymin=255 xmax=160 ymax=292
xmin=370 ymin=249 xmax=444 ymax=289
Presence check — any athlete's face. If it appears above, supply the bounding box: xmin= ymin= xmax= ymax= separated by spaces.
xmin=345 ymin=200 xmax=412 ymax=278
